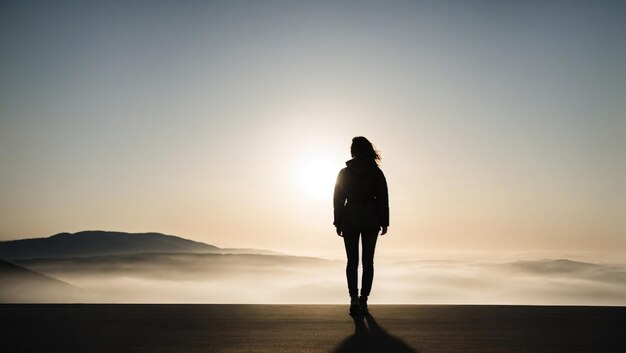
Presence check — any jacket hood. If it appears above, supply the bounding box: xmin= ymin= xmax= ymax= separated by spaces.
xmin=345 ymin=158 xmax=378 ymax=176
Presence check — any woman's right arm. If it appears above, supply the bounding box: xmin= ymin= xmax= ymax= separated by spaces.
xmin=377 ymin=170 xmax=389 ymax=232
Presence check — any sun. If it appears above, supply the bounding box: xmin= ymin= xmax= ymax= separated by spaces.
xmin=299 ymin=159 xmax=337 ymax=199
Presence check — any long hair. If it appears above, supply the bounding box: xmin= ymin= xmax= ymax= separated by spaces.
xmin=350 ymin=136 xmax=381 ymax=164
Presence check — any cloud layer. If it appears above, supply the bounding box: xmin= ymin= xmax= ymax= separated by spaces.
xmin=4 ymin=254 xmax=625 ymax=305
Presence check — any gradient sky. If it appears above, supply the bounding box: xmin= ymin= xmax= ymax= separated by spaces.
xmin=1 ymin=0 xmax=624 ymax=259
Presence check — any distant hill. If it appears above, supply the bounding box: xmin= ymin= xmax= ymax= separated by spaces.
xmin=0 ymin=259 xmax=84 ymax=302
xmin=0 ymin=230 xmax=220 ymax=260
xmin=508 ymin=259 xmax=601 ymax=273
xmin=219 ymin=248 xmax=284 ymax=256
xmin=15 ymin=252 xmax=334 ymax=280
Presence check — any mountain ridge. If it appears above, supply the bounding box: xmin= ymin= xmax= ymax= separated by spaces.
xmin=0 ymin=230 xmax=223 ymax=260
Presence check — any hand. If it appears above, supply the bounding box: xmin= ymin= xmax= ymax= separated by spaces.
xmin=380 ymin=226 xmax=388 ymax=236
xmin=336 ymin=227 xmax=343 ymax=237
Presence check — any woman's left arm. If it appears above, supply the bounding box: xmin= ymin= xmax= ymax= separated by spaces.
xmin=333 ymin=169 xmax=348 ymax=235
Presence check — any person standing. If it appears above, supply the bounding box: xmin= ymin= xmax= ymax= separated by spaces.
xmin=333 ymin=136 xmax=389 ymax=314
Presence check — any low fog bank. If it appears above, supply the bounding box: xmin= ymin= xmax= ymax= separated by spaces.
xmin=379 ymin=259 xmax=626 ymax=306
xmin=4 ymin=254 xmax=626 ymax=305
xmin=0 ymin=259 xmax=85 ymax=303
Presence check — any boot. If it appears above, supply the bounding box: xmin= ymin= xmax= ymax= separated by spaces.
xmin=349 ymin=295 xmax=360 ymax=315
xmin=358 ymin=295 xmax=368 ymax=314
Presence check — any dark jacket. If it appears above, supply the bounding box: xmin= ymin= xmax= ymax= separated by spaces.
xmin=333 ymin=158 xmax=389 ymax=233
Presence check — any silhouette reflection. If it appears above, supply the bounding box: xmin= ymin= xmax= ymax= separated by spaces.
xmin=331 ymin=313 xmax=416 ymax=353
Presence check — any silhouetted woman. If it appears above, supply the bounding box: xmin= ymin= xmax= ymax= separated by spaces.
xmin=333 ymin=136 xmax=389 ymax=314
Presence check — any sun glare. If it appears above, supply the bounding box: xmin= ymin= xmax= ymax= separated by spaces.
xmin=299 ymin=159 xmax=337 ymax=199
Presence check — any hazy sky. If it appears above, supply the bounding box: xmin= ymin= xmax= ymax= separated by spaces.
xmin=1 ymin=0 xmax=624 ymax=259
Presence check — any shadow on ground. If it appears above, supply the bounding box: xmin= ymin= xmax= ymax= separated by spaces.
xmin=331 ymin=313 xmax=417 ymax=353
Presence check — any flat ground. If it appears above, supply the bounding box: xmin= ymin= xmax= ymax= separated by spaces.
xmin=1 ymin=305 xmax=625 ymax=353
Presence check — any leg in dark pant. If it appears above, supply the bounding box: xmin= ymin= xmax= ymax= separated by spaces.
xmin=343 ymin=232 xmax=360 ymax=297
xmin=343 ymin=231 xmax=379 ymax=297
xmin=360 ymin=231 xmax=378 ymax=297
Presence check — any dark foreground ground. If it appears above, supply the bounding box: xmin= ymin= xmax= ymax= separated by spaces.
xmin=1 ymin=304 xmax=625 ymax=353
